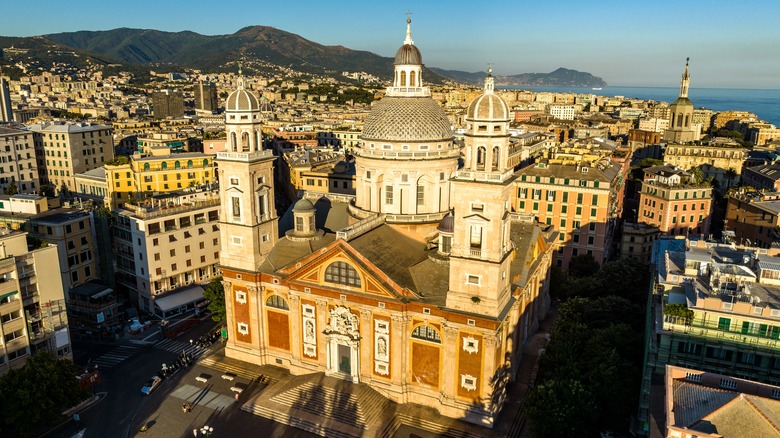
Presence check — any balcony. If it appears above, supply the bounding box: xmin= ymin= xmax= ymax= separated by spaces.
xmin=661 ymin=317 xmax=780 ymax=352
xmin=217 ymin=149 xmax=274 ymax=162
xmin=353 ymin=148 xmax=460 ymax=161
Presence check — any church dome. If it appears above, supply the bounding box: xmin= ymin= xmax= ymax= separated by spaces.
xmin=466 ymin=93 xmax=510 ymax=121
xmin=292 ymin=198 xmax=315 ymax=213
xmin=361 ymin=97 xmax=453 ymax=142
xmin=225 ymin=88 xmax=260 ymax=112
xmin=437 ymin=213 xmax=454 ymax=233
xmin=394 ymin=44 xmax=422 ymax=65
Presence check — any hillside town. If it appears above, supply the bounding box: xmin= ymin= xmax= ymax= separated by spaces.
xmin=1 ymin=17 xmax=780 ymax=438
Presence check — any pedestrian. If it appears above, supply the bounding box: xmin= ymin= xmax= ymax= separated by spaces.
xmin=235 ymin=392 xmax=239 ymax=402
xmin=193 ymin=428 xmax=198 ymax=437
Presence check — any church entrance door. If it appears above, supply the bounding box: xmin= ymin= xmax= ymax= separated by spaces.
xmin=338 ymin=344 xmax=351 ymax=374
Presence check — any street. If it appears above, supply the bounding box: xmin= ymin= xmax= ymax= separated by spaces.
xmin=44 ymin=315 xmax=222 ymax=438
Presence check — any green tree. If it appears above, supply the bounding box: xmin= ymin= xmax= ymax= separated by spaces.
xmin=0 ymin=353 xmax=87 ymax=436
xmin=203 ymin=276 xmax=225 ymax=322
xmin=524 ymin=379 xmax=597 ymax=437
xmin=3 ymin=181 xmax=18 ymax=196
xmin=724 ymin=168 xmax=738 ymax=189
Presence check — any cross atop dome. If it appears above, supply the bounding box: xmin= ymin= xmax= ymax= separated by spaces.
xmin=404 ymin=11 xmax=414 ymax=45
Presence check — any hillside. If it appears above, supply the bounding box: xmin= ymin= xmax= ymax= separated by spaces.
xmin=42 ymin=27 xmax=445 ymax=81
xmin=432 ymin=67 xmax=607 ymax=87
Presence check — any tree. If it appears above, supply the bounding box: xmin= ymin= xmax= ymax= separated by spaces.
xmin=203 ymin=276 xmax=225 ymax=322
xmin=0 ymin=353 xmax=87 ymax=436
xmin=3 ymin=181 xmax=18 ymax=196
xmin=725 ymin=168 xmax=738 ymax=189
xmin=524 ymin=379 xmax=597 ymax=437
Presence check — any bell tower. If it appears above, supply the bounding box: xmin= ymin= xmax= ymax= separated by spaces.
xmin=447 ymin=70 xmax=516 ymax=317
xmin=218 ymin=68 xmax=278 ymax=273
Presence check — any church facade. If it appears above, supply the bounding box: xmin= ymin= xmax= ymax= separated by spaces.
xmin=217 ymin=18 xmax=557 ymax=426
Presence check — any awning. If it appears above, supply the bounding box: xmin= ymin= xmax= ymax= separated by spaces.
xmin=154 ymin=286 xmax=205 ymax=313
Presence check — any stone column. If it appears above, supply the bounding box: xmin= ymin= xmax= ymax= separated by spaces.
xmin=441 ymin=322 xmax=460 ymax=404
xmin=247 ymin=285 xmax=266 ymax=361
xmin=288 ymin=294 xmax=301 ymax=364
xmin=481 ymin=333 xmax=500 ymax=411
xmin=391 ymin=314 xmax=410 ymax=402
xmin=222 ymin=280 xmax=235 ymax=350
xmin=316 ymin=299 xmax=329 ymax=369
xmin=359 ymin=308 xmax=373 ymax=381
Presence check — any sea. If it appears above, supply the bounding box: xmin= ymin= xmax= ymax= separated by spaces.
xmin=502 ymin=86 xmax=780 ymax=127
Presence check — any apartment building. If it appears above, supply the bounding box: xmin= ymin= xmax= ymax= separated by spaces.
xmin=513 ymin=160 xmax=622 ymax=267
xmin=111 ymin=189 xmax=220 ymax=316
xmin=620 ymin=222 xmax=660 ymax=264
xmin=724 ymin=190 xmax=780 ymax=248
xmin=742 ymin=163 xmax=780 ymax=192
xmin=29 ymin=121 xmax=114 ymax=193
xmin=663 ymin=142 xmax=747 ymax=189
xmin=152 ymin=89 xmax=185 ymax=119
xmin=99 ymin=150 xmax=215 ymax=209
xmin=548 ymin=104 xmax=575 ymax=121
xmin=26 ymin=209 xmax=98 ymax=292
xmin=638 ymin=165 xmax=713 ymax=237
xmin=0 ymin=229 xmax=70 ymax=375
xmin=0 ymin=127 xmax=38 ymax=194
xmin=653 ymin=238 xmax=780 ymax=387
xmin=193 ymin=82 xmax=218 ymax=113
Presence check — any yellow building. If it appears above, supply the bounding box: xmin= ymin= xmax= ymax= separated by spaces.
xmin=663 ymin=141 xmax=747 ymax=189
xmin=99 ymin=151 xmax=215 ymax=208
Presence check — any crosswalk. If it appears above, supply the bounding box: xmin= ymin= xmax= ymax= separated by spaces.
xmin=154 ymin=338 xmax=209 ymax=357
xmin=91 ymin=345 xmax=143 ymax=369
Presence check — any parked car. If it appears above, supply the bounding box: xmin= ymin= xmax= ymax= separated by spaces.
xmin=141 ymin=376 xmax=162 ymax=396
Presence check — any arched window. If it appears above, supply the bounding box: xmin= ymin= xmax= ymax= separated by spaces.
xmin=400 ymin=71 xmax=407 ymax=87
xmin=231 ymin=132 xmax=237 ymax=151
xmin=175 ymin=161 xmax=181 ymax=169
xmin=492 ymin=146 xmax=500 ymax=171
xmin=187 ymin=160 xmax=193 ymax=169
xmin=203 ymin=159 xmax=209 ymax=167
xmin=476 ymin=146 xmax=486 ymax=170
xmin=241 ymin=132 xmax=250 ymax=151
xmin=143 ymin=163 xmax=150 ymax=171
xmin=410 ymin=70 xmax=417 ymax=87
xmin=324 ymin=261 xmax=361 ymax=287
xmin=412 ymin=325 xmax=441 ymax=343
xmin=684 ymin=115 xmax=690 ymax=127
xmin=161 ymin=162 xmax=168 ymax=170
xmin=266 ymin=295 xmax=289 ymax=310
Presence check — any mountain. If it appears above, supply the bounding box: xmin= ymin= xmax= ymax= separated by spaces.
xmin=42 ymin=26 xmax=448 ymax=82
xmin=432 ymin=67 xmax=607 ymax=87
xmin=5 ymin=27 xmax=604 ymax=87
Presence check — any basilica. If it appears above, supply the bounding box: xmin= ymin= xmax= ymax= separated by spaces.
xmin=216 ymin=17 xmax=556 ymax=426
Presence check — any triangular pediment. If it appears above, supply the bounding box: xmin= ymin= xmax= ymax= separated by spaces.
xmin=225 ymin=186 xmax=244 ymax=194
xmin=280 ymin=240 xmax=409 ymax=301
xmin=463 ymin=213 xmax=490 ymax=222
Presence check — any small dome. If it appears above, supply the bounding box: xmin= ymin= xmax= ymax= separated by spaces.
xmin=362 ymin=97 xmax=453 ymax=142
xmin=466 ymin=93 xmax=510 ymax=121
xmin=292 ymin=198 xmax=315 ymax=213
xmin=437 ymin=213 xmax=454 ymax=233
xmin=225 ymin=88 xmax=260 ymax=112
xmin=394 ymin=44 xmax=422 ymax=65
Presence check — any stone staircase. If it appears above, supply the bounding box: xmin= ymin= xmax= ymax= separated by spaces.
xmin=242 ymin=373 xmax=392 ymax=438
xmin=379 ymin=413 xmax=484 ymax=438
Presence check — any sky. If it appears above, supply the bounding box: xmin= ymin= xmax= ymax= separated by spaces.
xmin=2 ymin=0 xmax=779 ymax=88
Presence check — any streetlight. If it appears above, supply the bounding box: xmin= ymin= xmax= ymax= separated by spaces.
xmin=200 ymin=425 xmax=213 ymax=437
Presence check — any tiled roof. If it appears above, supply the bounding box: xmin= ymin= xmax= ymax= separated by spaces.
xmin=394 ymin=44 xmax=422 ymax=65
xmin=361 ymin=97 xmax=453 ymax=142
xmin=467 ymin=93 xmax=510 ymax=121
xmin=225 ymin=89 xmax=259 ymax=112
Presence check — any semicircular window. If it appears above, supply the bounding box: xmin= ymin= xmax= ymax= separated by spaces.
xmin=266 ymin=294 xmax=289 ymax=310
xmin=324 ymin=261 xmax=361 ymax=288
xmin=412 ymin=325 xmax=441 ymax=343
